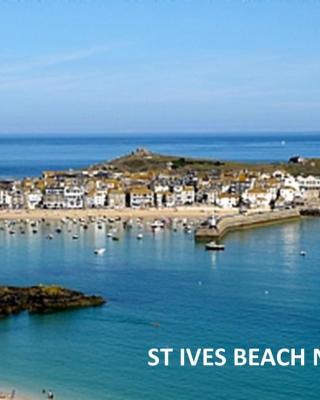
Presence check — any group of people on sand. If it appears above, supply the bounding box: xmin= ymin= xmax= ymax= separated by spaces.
xmin=42 ymin=389 xmax=54 ymax=399
xmin=0 ymin=389 xmax=15 ymax=399
xmin=0 ymin=387 xmax=54 ymax=400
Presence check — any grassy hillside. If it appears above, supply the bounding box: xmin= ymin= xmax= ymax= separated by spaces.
xmin=90 ymin=149 xmax=320 ymax=177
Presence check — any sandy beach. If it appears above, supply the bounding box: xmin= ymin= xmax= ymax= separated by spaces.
xmin=0 ymin=390 xmax=35 ymax=400
xmin=0 ymin=206 xmax=240 ymax=222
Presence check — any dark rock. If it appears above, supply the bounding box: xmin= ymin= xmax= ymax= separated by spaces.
xmin=0 ymin=285 xmax=106 ymax=318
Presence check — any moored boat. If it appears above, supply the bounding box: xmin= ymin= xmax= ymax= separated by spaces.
xmin=205 ymin=241 xmax=225 ymax=251
xmin=94 ymin=248 xmax=106 ymax=255
xmin=151 ymin=219 xmax=165 ymax=229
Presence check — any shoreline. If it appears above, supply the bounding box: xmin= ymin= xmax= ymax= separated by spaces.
xmin=0 ymin=206 xmax=309 ymax=243
xmin=0 ymin=207 xmax=240 ymax=221
xmin=0 ymin=388 xmax=37 ymax=400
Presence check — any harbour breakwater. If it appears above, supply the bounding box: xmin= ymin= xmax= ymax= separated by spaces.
xmin=195 ymin=209 xmax=301 ymax=240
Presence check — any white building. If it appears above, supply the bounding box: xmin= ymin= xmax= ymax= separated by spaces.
xmin=0 ymin=189 xmax=12 ymax=208
xmin=203 ymin=189 xmax=217 ymax=204
xmin=25 ymin=190 xmax=43 ymax=209
xmin=181 ymin=186 xmax=195 ymax=205
xmin=173 ymin=185 xmax=183 ymax=205
xmin=153 ymin=183 xmax=170 ymax=193
xmin=296 ymin=175 xmax=320 ymax=192
xmin=85 ymin=189 xmax=106 ymax=208
xmin=154 ymin=191 xmax=165 ymax=207
xmin=279 ymin=187 xmax=297 ymax=204
xmin=64 ymin=186 xmax=84 ymax=209
xmin=43 ymin=194 xmax=65 ymax=209
xmin=164 ymin=192 xmax=175 ymax=207
xmin=242 ymin=188 xmax=273 ymax=208
xmin=173 ymin=185 xmax=195 ymax=205
xmin=128 ymin=187 xmax=154 ymax=208
xmin=216 ymin=193 xmax=238 ymax=208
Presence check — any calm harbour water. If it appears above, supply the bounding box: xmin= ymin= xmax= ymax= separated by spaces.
xmin=1 ymin=219 xmax=320 ymax=400
xmin=1 ymin=134 xmax=320 ymax=399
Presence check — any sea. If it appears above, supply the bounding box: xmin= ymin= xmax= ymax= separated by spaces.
xmin=1 ymin=132 xmax=320 ymax=179
xmin=1 ymin=133 xmax=320 ymax=400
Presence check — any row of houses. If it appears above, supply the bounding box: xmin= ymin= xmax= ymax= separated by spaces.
xmin=0 ymin=180 xmax=196 ymax=210
xmin=0 ymin=167 xmax=320 ymax=210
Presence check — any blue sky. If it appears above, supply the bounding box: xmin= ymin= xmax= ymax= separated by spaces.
xmin=0 ymin=0 xmax=319 ymax=134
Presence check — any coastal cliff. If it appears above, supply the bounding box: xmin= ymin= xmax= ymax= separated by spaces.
xmin=0 ymin=285 xmax=105 ymax=318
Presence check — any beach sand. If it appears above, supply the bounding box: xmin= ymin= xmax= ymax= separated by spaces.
xmin=0 ymin=206 xmax=240 ymax=221
xmin=0 ymin=391 xmax=35 ymax=400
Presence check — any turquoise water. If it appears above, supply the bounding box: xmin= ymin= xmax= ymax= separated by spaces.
xmin=1 ymin=133 xmax=320 ymax=178
xmin=1 ymin=133 xmax=320 ymax=398
xmin=1 ymin=218 xmax=320 ymax=399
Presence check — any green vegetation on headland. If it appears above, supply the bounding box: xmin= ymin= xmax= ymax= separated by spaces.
xmin=102 ymin=150 xmax=225 ymax=174
xmin=95 ymin=148 xmax=320 ymax=176
xmin=0 ymin=285 xmax=106 ymax=318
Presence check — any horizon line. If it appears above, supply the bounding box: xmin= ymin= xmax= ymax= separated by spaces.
xmin=0 ymin=130 xmax=320 ymax=137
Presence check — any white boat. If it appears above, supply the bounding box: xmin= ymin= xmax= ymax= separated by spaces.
xmin=72 ymin=234 xmax=79 ymax=240
xmin=94 ymin=248 xmax=106 ymax=255
xmin=46 ymin=234 xmax=54 ymax=240
xmin=151 ymin=220 xmax=164 ymax=229
xmin=107 ymin=232 xmax=113 ymax=237
xmin=205 ymin=241 xmax=225 ymax=251
xmin=137 ymin=233 xmax=143 ymax=240
xmin=300 ymin=250 xmax=307 ymax=256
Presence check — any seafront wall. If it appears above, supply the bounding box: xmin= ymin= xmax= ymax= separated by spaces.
xmin=195 ymin=209 xmax=301 ymax=240
xmin=300 ymin=208 xmax=320 ymax=217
